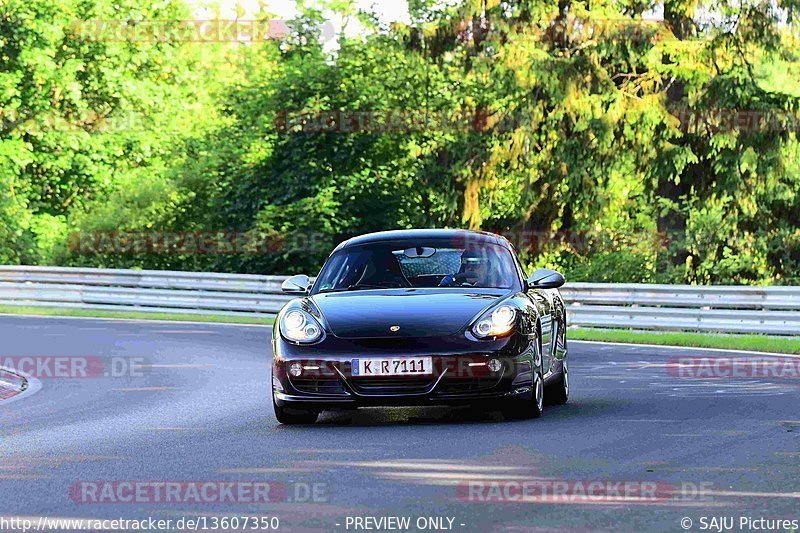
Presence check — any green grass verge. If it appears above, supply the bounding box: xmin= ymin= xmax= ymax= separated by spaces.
xmin=570 ymin=328 xmax=800 ymax=354
xmin=0 ymin=304 xmax=275 ymax=325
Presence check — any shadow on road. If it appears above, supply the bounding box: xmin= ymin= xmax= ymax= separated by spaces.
xmin=277 ymin=403 xmax=581 ymax=428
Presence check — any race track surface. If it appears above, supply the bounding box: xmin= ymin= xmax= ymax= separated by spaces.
xmin=0 ymin=316 xmax=798 ymax=532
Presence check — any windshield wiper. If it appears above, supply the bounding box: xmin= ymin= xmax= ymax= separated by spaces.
xmin=317 ymin=282 xmax=404 ymax=294
xmin=345 ymin=283 xmax=388 ymax=291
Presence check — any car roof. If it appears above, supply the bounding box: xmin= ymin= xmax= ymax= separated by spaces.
xmin=332 ymin=229 xmax=512 ymax=253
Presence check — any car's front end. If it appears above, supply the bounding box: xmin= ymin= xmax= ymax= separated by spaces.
xmin=272 ymin=288 xmax=540 ymax=414
xmin=269 ymin=230 xmax=562 ymax=424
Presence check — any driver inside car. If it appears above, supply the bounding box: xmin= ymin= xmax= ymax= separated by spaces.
xmin=439 ymin=249 xmax=491 ymax=287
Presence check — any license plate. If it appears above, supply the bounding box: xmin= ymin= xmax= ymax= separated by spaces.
xmin=352 ymin=357 xmax=433 ymax=377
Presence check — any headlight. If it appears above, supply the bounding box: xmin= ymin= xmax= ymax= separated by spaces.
xmin=281 ymin=309 xmax=324 ymax=344
xmin=472 ymin=305 xmax=516 ymax=338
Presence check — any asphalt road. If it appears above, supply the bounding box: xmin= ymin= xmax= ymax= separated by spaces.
xmin=0 ymin=315 xmax=798 ymax=532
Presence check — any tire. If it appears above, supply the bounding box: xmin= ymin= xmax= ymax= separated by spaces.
xmin=546 ymin=324 xmax=569 ymax=405
xmin=502 ymin=332 xmax=544 ymax=420
xmin=547 ymin=357 xmax=569 ymax=405
xmin=273 ymin=394 xmax=319 ymax=425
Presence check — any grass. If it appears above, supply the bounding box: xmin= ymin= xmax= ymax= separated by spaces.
xmin=0 ymin=304 xmax=275 ymax=325
xmin=570 ymin=328 xmax=800 ymax=354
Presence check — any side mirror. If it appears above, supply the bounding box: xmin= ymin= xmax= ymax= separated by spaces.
xmin=281 ymin=274 xmax=311 ymax=294
xmin=526 ymin=268 xmax=565 ymax=290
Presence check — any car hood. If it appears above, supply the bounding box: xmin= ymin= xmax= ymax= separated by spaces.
xmin=310 ymin=288 xmax=510 ymax=339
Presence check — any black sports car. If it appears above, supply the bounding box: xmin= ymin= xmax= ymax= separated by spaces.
xmin=271 ymin=229 xmax=569 ymax=424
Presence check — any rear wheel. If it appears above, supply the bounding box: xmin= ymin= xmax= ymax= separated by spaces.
xmin=273 ymin=394 xmax=319 ymax=425
xmin=502 ymin=333 xmax=544 ymax=420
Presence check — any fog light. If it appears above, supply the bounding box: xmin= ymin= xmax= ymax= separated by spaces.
xmin=488 ymin=359 xmax=502 ymax=372
xmin=289 ymin=362 xmax=303 ymax=377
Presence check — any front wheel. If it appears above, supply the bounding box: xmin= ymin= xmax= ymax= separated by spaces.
xmin=546 ymin=325 xmax=569 ymax=405
xmin=502 ymin=336 xmax=544 ymax=420
xmin=546 ymin=357 xmax=569 ymax=405
xmin=273 ymin=395 xmax=319 ymax=425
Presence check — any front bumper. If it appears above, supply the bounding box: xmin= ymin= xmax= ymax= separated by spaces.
xmin=272 ymin=335 xmax=536 ymax=410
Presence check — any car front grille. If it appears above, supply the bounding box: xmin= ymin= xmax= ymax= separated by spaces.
xmin=349 ymin=377 xmax=435 ymax=395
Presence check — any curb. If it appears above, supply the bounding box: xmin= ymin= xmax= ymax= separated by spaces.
xmin=0 ymin=367 xmax=41 ymax=404
xmin=0 ymin=368 xmax=28 ymax=400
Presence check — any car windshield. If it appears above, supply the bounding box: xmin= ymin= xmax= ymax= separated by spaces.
xmin=312 ymin=241 xmax=522 ymax=294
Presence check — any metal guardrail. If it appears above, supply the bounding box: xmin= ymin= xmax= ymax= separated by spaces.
xmin=0 ymin=266 xmax=285 ymax=317
xmin=561 ymin=283 xmax=800 ymax=335
xmin=0 ymin=266 xmax=799 ymax=335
